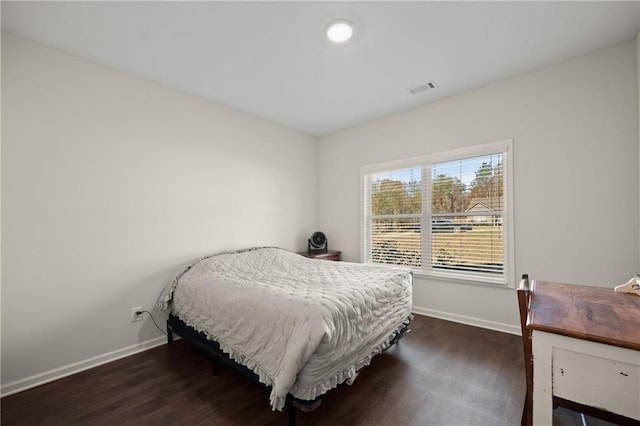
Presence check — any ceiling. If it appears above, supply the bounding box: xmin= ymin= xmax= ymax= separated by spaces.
xmin=2 ymin=1 xmax=639 ymax=136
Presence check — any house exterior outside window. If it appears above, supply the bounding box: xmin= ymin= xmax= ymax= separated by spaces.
xmin=361 ymin=140 xmax=514 ymax=287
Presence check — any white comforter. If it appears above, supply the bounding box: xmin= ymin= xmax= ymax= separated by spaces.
xmin=157 ymin=247 xmax=412 ymax=410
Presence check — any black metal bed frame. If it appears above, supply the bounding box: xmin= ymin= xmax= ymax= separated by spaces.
xmin=167 ymin=313 xmax=411 ymax=426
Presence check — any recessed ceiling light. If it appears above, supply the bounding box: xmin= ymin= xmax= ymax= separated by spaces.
xmin=325 ymin=19 xmax=354 ymax=44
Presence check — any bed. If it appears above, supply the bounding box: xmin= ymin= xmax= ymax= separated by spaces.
xmin=156 ymin=247 xmax=413 ymax=422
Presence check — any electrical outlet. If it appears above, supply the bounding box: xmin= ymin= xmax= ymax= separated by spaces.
xmin=131 ymin=306 xmax=144 ymax=322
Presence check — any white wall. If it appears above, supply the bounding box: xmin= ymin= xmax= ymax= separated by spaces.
xmin=318 ymin=40 xmax=639 ymax=332
xmin=3 ymin=32 xmax=638 ymax=396
xmin=1 ymin=34 xmax=317 ymax=390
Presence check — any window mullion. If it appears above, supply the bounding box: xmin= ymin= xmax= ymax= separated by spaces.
xmin=422 ymin=164 xmax=432 ymax=269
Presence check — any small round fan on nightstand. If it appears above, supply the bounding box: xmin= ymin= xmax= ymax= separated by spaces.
xmin=308 ymin=231 xmax=328 ymax=253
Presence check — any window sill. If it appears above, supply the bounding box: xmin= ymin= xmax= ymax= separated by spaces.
xmin=412 ymin=268 xmax=513 ymax=288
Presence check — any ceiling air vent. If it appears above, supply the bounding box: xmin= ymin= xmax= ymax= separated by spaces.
xmin=407 ymin=81 xmax=438 ymax=95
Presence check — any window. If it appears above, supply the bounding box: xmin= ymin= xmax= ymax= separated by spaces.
xmin=361 ymin=140 xmax=514 ymax=286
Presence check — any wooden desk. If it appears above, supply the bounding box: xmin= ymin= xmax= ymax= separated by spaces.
xmin=528 ymin=281 xmax=640 ymax=425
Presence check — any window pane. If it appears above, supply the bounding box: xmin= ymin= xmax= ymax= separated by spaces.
xmin=371 ymin=218 xmax=421 ymax=266
xmin=370 ymin=167 xmax=421 ymax=215
xmin=431 ymin=214 xmax=503 ymax=274
xmin=430 ymin=153 xmax=504 ymax=274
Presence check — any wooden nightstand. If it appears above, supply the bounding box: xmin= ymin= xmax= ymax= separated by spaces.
xmin=298 ymin=250 xmax=342 ymax=261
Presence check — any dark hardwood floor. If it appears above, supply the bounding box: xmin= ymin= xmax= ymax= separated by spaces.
xmin=0 ymin=314 xmax=586 ymax=425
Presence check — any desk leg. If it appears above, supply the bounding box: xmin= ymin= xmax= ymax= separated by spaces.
xmin=532 ymin=331 xmax=554 ymax=425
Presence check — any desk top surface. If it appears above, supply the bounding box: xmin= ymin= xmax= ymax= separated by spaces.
xmin=529 ymin=281 xmax=640 ymax=351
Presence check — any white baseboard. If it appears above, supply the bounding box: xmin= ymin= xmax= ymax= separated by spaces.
xmin=1 ymin=336 xmax=167 ymax=398
xmin=412 ymin=306 xmax=521 ymax=336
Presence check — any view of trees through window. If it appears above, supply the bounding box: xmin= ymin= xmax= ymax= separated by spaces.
xmin=369 ymin=153 xmax=504 ymax=274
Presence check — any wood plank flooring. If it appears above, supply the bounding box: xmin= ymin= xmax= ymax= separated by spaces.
xmin=0 ymin=314 xmax=584 ymax=425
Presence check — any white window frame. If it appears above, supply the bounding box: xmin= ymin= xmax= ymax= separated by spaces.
xmin=361 ymin=139 xmax=515 ymax=288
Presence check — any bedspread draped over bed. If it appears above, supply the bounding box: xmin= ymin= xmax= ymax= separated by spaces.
xmin=156 ymin=247 xmax=413 ymax=411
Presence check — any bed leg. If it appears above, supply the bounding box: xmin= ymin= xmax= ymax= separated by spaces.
xmin=287 ymin=403 xmax=297 ymax=426
xmin=211 ymin=355 xmax=220 ymax=376
xmin=167 ymin=323 xmax=174 ymax=344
